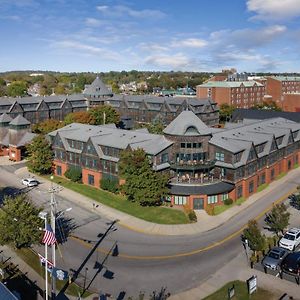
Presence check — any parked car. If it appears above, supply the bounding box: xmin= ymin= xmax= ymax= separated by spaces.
xmin=261 ymin=247 xmax=288 ymax=270
xmin=21 ymin=178 xmax=39 ymax=187
xmin=281 ymin=252 xmax=300 ymax=276
xmin=279 ymin=228 xmax=300 ymax=251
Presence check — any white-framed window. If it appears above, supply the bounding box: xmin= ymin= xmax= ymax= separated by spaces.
xmin=208 ymin=195 xmax=218 ymax=204
xmin=221 ymin=193 xmax=228 ymax=201
xmin=215 ymin=152 xmax=225 ymax=161
xmin=174 ymin=196 xmax=187 ymax=205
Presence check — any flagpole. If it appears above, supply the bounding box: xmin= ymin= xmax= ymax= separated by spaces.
xmin=45 ymin=216 xmax=49 ymax=300
xmin=50 ymin=176 xmax=57 ymax=300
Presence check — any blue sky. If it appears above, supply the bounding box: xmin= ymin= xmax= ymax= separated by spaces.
xmin=1 ymin=0 xmax=300 ymax=72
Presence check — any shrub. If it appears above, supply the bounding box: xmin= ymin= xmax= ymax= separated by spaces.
xmin=206 ymin=204 xmax=215 ymax=216
xmin=100 ymin=177 xmax=119 ymax=193
xmin=64 ymin=167 xmax=82 ymax=182
xmin=224 ymin=198 xmax=233 ymax=205
xmin=188 ymin=210 xmax=197 ymax=222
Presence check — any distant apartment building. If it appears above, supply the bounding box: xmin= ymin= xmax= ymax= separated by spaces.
xmin=196 ymin=81 xmax=265 ymax=108
xmin=266 ymin=76 xmax=300 ymax=112
xmin=0 ymin=77 xmax=219 ymax=128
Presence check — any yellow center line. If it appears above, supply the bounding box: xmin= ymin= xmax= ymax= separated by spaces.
xmin=70 ymin=189 xmax=295 ymax=260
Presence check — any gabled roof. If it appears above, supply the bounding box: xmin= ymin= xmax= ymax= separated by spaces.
xmin=9 ymin=115 xmax=30 ymax=126
xmin=163 ymin=110 xmax=211 ymax=136
xmin=0 ymin=113 xmax=12 ymax=123
xmin=83 ymin=76 xmax=113 ymax=97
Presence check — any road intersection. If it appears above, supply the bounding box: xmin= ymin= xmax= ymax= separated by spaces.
xmin=1 ymin=163 xmax=300 ymax=298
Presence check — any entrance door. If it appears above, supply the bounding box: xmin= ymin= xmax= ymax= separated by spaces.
xmin=193 ymin=198 xmax=204 ymax=210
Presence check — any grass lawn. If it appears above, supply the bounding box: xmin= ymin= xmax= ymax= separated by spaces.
xmin=14 ymin=247 xmax=92 ymax=298
xmin=276 ymin=172 xmax=286 ymax=180
xmin=214 ymin=197 xmax=246 ymax=215
xmin=203 ymin=280 xmax=276 ymax=300
xmin=48 ymin=175 xmax=190 ymax=224
xmin=257 ymin=183 xmax=269 ymax=192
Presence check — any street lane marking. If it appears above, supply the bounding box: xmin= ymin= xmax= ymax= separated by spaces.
xmin=70 ymin=188 xmax=296 ymax=260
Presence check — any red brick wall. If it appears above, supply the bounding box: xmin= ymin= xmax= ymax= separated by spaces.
xmin=266 ymin=77 xmax=282 ymax=102
xmin=282 ymin=93 xmax=300 ymax=112
xmin=53 ymin=160 xmax=68 ymax=177
xmin=82 ymin=168 xmax=102 ymax=188
xmin=9 ymin=146 xmax=21 ymax=161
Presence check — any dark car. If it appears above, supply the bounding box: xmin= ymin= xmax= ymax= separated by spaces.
xmin=281 ymin=252 xmax=300 ymax=276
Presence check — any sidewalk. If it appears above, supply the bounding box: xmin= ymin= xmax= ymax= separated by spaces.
xmin=169 ymin=251 xmax=300 ymax=300
xmin=15 ymin=165 xmax=300 ymax=236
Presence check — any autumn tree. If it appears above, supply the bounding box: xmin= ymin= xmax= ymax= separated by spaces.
xmin=119 ymin=148 xmax=168 ymax=206
xmin=90 ymin=105 xmax=120 ymax=125
xmin=26 ymin=135 xmax=53 ymax=174
xmin=32 ymin=119 xmax=65 ymax=135
xmin=0 ymin=194 xmax=43 ymax=249
xmin=64 ymin=111 xmax=95 ymax=125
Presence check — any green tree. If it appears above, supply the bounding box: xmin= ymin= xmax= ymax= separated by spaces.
xmin=0 ymin=194 xmax=43 ymax=249
xmin=219 ymin=103 xmax=235 ymax=123
xmin=265 ymin=203 xmax=290 ymax=236
xmin=26 ymin=135 xmax=53 ymax=174
xmin=243 ymin=220 xmax=266 ymax=255
xmin=90 ymin=105 xmax=120 ymax=125
xmin=32 ymin=119 xmax=65 ymax=135
xmin=7 ymin=81 xmax=27 ymax=97
xmin=119 ymin=149 xmax=168 ymax=206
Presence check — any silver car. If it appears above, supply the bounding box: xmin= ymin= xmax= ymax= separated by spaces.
xmin=261 ymin=247 xmax=288 ymax=270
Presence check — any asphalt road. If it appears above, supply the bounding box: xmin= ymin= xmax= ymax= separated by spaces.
xmin=1 ymin=165 xmax=300 ymax=299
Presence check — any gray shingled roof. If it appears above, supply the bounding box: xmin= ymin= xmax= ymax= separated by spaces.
xmin=49 ymin=122 xmax=173 ymax=157
xmin=17 ymin=132 xmax=36 ymax=147
xmin=231 ymin=108 xmax=300 ymax=123
xmin=83 ymin=76 xmax=113 ymax=97
xmin=9 ymin=115 xmax=30 ymax=126
xmin=163 ymin=110 xmax=212 ymax=136
xmin=0 ymin=113 xmax=12 ymax=123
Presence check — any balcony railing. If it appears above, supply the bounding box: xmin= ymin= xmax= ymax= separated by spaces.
xmin=170 ymin=159 xmax=216 ymax=170
xmin=169 ymin=174 xmax=222 ymax=186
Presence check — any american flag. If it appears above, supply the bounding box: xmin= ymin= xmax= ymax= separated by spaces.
xmin=42 ymin=224 xmax=56 ymax=245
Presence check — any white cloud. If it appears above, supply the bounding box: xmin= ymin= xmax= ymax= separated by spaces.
xmin=247 ymin=0 xmax=300 ymax=20
xmin=96 ymin=5 xmax=108 ymax=12
xmin=139 ymin=42 xmax=168 ymax=52
xmin=145 ymin=53 xmax=191 ymax=69
xmin=209 ymin=25 xmax=286 ymax=50
xmin=97 ymin=4 xmax=166 ymax=19
xmin=171 ymin=38 xmax=207 ymax=48
xmin=85 ymin=18 xmax=105 ymax=27
xmin=51 ymin=40 xmax=121 ymax=61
